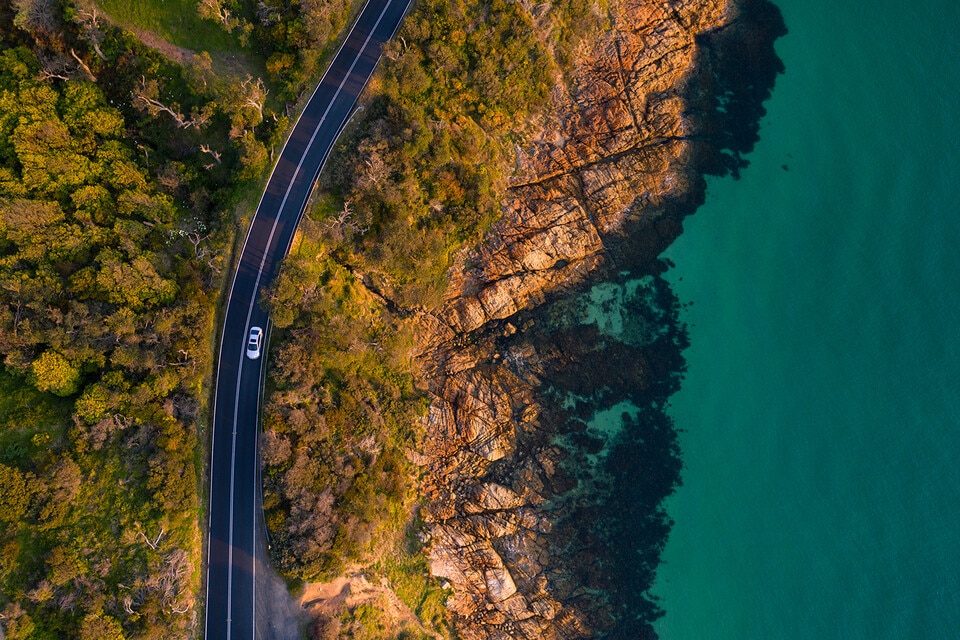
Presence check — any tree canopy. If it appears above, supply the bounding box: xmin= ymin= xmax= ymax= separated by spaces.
xmin=0 ymin=0 xmax=288 ymax=631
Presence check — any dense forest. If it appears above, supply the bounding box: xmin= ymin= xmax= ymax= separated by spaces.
xmin=0 ymin=0 xmax=340 ymax=637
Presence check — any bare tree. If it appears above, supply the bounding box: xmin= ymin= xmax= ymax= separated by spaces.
xmin=324 ymin=200 xmax=369 ymax=236
xmin=12 ymin=0 xmax=58 ymax=37
xmin=69 ymin=49 xmax=96 ymax=81
xmin=72 ymin=0 xmax=107 ymax=60
xmin=519 ymin=0 xmax=552 ymax=24
xmin=167 ymin=349 xmax=197 ymax=374
xmin=197 ymin=0 xmax=232 ymax=27
xmin=133 ymin=77 xmax=210 ymax=129
xmin=355 ymin=137 xmax=389 ymax=189
xmin=382 ymin=40 xmax=401 ymax=61
xmin=37 ymin=53 xmax=72 ymax=82
xmin=157 ymin=549 xmax=192 ymax=613
xmin=156 ymin=164 xmax=183 ymax=191
xmin=256 ymin=0 xmax=279 ymax=26
xmin=199 ymin=144 xmax=222 ymax=165
xmin=36 ymin=49 xmax=96 ymax=83
xmin=226 ymin=75 xmax=269 ymax=139
xmin=363 ymin=154 xmax=386 ymax=186
xmin=240 ymin=75 xmax=268 ymax=119
xmin=136 ymin=524 xmax=165 ymax=550
xmin=184 ymin=229 xmax=211 ymax=256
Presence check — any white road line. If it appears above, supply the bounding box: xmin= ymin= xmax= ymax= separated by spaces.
xmin=220 ymin=1 xmax=396 ymax=637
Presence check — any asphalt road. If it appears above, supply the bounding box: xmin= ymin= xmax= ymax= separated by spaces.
xmin=204 ymin=0 xmax=410 ymax=637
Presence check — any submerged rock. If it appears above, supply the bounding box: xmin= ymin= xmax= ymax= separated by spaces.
xmin=414 ymin=0 xmax=785 ymax=637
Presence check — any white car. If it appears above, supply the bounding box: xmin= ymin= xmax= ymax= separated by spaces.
xmin=246 ymin=326 xmax=263 ymax=360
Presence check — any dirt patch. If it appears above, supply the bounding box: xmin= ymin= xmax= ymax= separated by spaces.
xmin=301 ymin=573 xmax=444 ymax=640
xmin=254 ymin=553 xmax=307 ymax=640
xmin=252 ymin=492 xmax=308 ymax=638
xmin=127 ymin=26 xmax=197 ymax=65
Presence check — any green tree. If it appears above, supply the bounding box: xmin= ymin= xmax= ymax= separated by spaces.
xmin=79 ymin=613 xmax=126 ymax=640
xmin=0 ymin=463 xmax=29 ymax=523
xmin=75 ymin=383 xmax=110 ymax=424
xmin=46 ymin=544 xmax=86 ymax=586
xmin=30 ymin=350 xmax=80 ymax=396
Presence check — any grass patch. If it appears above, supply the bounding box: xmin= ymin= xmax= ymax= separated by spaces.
xmin=97 ymin=0 xmax=236 ymax=52
xmin=95 ymin=0 xmax=263 ymax=76
xmin=374 ymin=532 xmax=451 ymax=636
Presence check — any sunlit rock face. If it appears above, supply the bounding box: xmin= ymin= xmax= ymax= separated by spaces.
xmin=413 ymin=0 xmax=786 ymax=638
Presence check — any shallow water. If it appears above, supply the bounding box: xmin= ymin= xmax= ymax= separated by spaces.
xmin=652 ymin=1 xmax=960 ymax=637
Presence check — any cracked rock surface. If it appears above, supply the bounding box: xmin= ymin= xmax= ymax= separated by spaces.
xmin=412 ymin=0 xmax=785 ymax=637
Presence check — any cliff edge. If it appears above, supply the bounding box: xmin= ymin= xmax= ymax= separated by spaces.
xmin=413 ymin=0 xmax=785 ymax=637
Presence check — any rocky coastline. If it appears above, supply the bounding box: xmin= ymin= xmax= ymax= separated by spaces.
xmin=412 ymin=0 xmax=786 ymax=637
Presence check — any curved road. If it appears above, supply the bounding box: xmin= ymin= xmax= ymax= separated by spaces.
xmin=204 ymin=0 xmax=410 ymax=637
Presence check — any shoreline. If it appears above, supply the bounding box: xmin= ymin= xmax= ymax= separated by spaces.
xmin=412 ymin=0 xmax=786 ymax=636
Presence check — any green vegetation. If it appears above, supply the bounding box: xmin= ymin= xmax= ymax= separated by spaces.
xmin=371 ymin=523 xmax=450 ymax=635
xmin=0 ymin=0 xmax=342 ymax=634
xmin=1 ymin=0 xmax=606 ymax=635
xmin=93 ymin=0 xmax=362 ymax=91
xmin=261 ymin=215 xmax=426 ymax=575
xmin=261 ymin=0 xmax=604 ymax=636
xmin=319 ymin=0 xmax=603 ymax=307
xmin=338 ymin=599 xmax=432 ymax=640
xmin=95 ymin=0 xmax=243 ymax=57
xmin=0 ymin=41 xmax=209 ymax=640
xmin=192 ymin=0 xmax=358 ymax=100
xmin=29 ymin=351 xmax=81 ymax=396
xmin=262 ymin=214 xmax=451 ymax=637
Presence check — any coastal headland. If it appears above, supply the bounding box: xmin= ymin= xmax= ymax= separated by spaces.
xmin=412 ymin=0 xmax=785 ymax=637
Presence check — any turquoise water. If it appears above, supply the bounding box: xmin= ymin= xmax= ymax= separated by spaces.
xmin=653 ymin=1 xmax=960 ymax=638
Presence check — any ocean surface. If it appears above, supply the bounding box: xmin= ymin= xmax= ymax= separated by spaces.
xmin=651 ymin=0 xmax=960 ymax=638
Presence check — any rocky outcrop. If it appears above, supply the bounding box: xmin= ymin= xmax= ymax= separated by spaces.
xmin=414 ymin=0 xmax=785 ymax=638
